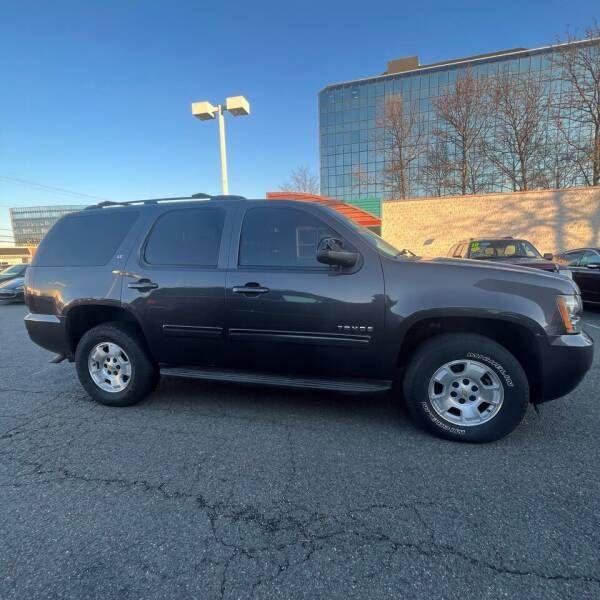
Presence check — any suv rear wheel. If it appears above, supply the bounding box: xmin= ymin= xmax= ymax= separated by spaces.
xmin=75 ymin=322 xmax=158 ymax=407
xmin=403 ymin=333 xmax=529 ymax=443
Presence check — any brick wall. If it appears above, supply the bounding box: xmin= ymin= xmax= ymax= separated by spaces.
xmin=382 ymin=187 xmax=600 ymax=257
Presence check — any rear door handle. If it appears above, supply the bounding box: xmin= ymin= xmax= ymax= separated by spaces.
xmin=232 ymin=285 xmax=270 ymax=295
xmin=128 ymin=278 xmax=158 ymax=291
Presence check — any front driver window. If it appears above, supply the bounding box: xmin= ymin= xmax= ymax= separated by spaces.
xmin=239 ymin=207 xmax=342 ymax=268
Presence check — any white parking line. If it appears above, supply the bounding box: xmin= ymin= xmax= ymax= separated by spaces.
xmin=583 ymin=321 xmax=600 ymax=330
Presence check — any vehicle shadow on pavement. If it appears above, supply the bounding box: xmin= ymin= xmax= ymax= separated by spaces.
xmin=148 ymin=374 xmax=409 ymax=427
xmin=140 ymin=374 xmax=540 ymax=444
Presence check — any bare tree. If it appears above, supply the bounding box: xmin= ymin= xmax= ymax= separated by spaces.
xmin=540 ymin=111 xmax=580 ymax=189
xmin=420 ymin=143 xmax=452 ymax=196
xmin=279 ymin=166 xmax=320 ymax=195
xmin=433 ymin=69 xmax=491 ymax=195
xmin=350 ymin=165 xmax=373 ymax=197
xmin=484 ymin=72 xmax=549 ymax=191
xmin=376 ymin=95 xmax=427 ymax=199
xmin=553 ymin=26 xmax=600 ymax=186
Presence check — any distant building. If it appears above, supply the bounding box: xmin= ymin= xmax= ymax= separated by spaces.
xmin=319 ymin=38 xmax=600 ymax=216
xmin=9 ymin=205 xmax=85 ymax=246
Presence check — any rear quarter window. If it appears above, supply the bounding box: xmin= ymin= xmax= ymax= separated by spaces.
xmin=33 ymin=209 xmax=140 ymax=267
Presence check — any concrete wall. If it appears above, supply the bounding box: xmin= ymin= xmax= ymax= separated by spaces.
xmin=382 ymin=187 xmax=600 ymax=257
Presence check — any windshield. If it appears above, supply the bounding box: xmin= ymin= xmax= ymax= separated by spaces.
xmin=344 ymin=221 xmax=407 ymax=258
xmin=468 ymin=240 xmax=542 ymax=260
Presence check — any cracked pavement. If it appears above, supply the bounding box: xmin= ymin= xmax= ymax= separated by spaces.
xmin=1 ymin=304 xmax=599 ymax=599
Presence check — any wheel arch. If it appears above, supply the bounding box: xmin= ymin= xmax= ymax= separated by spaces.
xmin=64 ymin=302 xmax=144 ymax=358
xmin=395 ymin=310 xmax=545 ymax=403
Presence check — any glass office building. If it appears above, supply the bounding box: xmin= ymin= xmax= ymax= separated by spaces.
xmin=10 ymin=205 xmax=85 ymax=246
xmin=318 ymin=40 xmax=599 ymax=216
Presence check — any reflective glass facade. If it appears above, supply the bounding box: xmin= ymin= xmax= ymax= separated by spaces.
xmin=10 ymin=205 xmax=85 ymax=245
xmin=319 ymin=41 xmax=598 ymax=215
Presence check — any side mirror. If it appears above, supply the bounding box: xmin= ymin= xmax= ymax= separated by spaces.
xmin=543 ymin=253 xmax=554 ymax=261
xmin=317 ymin=238 xmax=358 ymax=268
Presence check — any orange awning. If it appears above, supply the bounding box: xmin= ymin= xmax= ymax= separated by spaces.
xmin=266 ymin=192 xmax=381 ymax=228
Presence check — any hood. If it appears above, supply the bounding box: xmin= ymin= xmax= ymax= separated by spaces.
xmin=429 ymin=256 xmax=554 ymax=274
xmin=472 ymin=256 xmax=559 ymax=271
xmin=399 ymin=255 xmax=579 ymax=293
xmin=0 ymin=273 xmax=19 ymax=282
xmin=0 ymin=276 xmax=25 ymax=290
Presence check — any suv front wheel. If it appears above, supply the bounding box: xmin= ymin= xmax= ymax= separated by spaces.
xmin=403 ymin=333 xmax=529 ymax=443
xmin=75 ymin=322 xmax=158 ymax=407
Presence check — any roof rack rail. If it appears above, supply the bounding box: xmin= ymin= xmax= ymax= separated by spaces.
xmin=85 ymin=193 xmax=215 ymax=210
xmin=209 ymin=194 xmax=247 ymax=201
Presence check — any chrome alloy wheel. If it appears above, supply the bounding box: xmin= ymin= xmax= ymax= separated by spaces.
xmin=88 ymin=342 xmax=132 ymax=393
xmin=427 ymin=359 xmax=504 ymax=426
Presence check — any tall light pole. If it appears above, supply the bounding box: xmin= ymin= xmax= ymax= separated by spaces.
xmin=191 ymin=96 xmax=251 ymax=195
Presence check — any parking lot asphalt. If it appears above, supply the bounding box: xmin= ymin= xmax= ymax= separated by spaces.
xmin=1 ymin=304 xmax=599 ymax=600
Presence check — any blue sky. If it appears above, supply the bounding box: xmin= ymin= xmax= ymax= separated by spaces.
xmin=0 ymin=0 xmax=598 ymax=235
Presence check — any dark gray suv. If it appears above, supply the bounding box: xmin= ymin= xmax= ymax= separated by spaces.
xmin=24 ymin=195 xmax=593 ymax=443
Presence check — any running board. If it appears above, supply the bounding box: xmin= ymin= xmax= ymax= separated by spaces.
xmin=160 ymin=366 xmax=391 ymax=393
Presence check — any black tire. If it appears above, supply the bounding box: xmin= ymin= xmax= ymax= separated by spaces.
xmin=75 ymin=322 xmax=159 ymax=407
xmin=403 ymin=333 xmax=529 ymax=443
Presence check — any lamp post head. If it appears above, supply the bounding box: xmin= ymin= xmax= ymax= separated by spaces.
xmin=191 ymin=101 xmax=218 ymax=120
xmin=225 ymin=95 xmax=250 ymax=116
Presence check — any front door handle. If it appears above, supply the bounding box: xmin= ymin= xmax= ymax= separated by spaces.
xmin=232 ymin=284 xmax=270 ymax=295
xmin=128 ymin=278 xmax=158 ymax=291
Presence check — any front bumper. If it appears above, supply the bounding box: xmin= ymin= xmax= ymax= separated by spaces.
xmin=24 ymin=313 xmax=70 ymax=356
xmin=537 ymin=331 xmax=594 ymax=402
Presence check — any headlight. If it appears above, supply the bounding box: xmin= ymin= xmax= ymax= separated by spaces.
xmin=556 ymin=294 xmax=582 ymax=333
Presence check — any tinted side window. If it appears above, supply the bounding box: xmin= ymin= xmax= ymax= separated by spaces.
xmin=34 ymin=210 xmax=139 ymax=267
xmin=239 ymin=207 xmax=338 ymax=268
xmin=564 ymin=250 xmax=591 ymax=264
xmin=580 ymin=254 xmax=600 ymax=266
xmin=144 ymin=208 xmax=225 ymax=267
